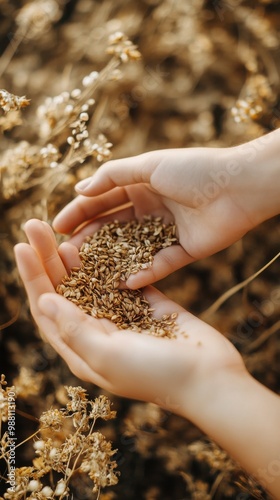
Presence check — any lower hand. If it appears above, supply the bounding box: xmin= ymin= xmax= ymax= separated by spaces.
xmin=14 ymin=219 xmax=244 ymax=418
xmin=16 ymin=219 xmax=280 ymax=500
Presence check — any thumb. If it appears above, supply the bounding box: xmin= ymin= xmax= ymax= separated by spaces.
xmin=37 ymin=293 xmax=110 ymax=386
xmin=126 ymin=245 xmax=194 ymax=289
xmin=74 ymin=152 xmax=159 ymax=195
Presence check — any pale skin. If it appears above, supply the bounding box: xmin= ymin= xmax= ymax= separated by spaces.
xmin=14 ymin=129 xmax=280 ymax=498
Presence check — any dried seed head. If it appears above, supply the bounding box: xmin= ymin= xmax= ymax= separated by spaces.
xmin=0 ymin=89 xmax=30 ymax=113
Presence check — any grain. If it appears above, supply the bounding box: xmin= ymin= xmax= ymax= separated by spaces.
xmin=57 ymin=216 xmax=179 ymax=338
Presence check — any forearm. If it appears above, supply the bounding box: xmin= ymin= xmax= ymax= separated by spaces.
xmin=229 ymin=128 xmax=280 ymax=227
xmin=183 ymin=370 xmax=280 ymax=498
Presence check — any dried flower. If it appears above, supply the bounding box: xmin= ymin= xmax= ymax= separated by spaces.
xmin=107 ymin=32 xmax=142 ymax=62
xmin=27 ymin=479 xmax=42 ymax=492
xmin=80 ymin=432 xmax=119 ymax=492
xmin=39 ymin=408 xmax=66 ymax=432
xmin=0 ymin=375 xmax=15 ymax=423
xmin=65 ymin=385 xmax=88 ymax=413
xmin=53 ymin=479 xmax=67 ymax=496
xmin=13 ymin=366 xmax=43 ymax=398
xmin=1 ymin=381 xmax=118 ymax=498
xmin=231 ymin=74 xmax=274 ymax=123
xmin=0 ymin=89 xmax=30 ymax=113
xmin=16 ymin=0 xmax=62 ymax=39
xmin=89 ymin=395 xmax=117 ymax=421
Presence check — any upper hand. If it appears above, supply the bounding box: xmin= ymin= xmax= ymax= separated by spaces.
xmin=53 ymin=147 xmax=256 ymax=288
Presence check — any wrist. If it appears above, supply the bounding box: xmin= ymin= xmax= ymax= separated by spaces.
xmin=178 ymin=361 xmax=249 ymax=425
xmin=179 ymin=364 xmax=280 ymax=497
xmin=228 ymin=130 xmax=280 ymax=227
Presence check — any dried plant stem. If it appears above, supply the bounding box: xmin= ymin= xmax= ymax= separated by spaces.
xmin=244 ymin=319 xmax=280 ymax=353
xmin=0 ymin=306 xmax=20 ymax=330
xmin=65 ymin=430 xmax=82 ymax=477
xmin=0 ymin=27 xmax=28 ymax=79
xmin=14 ymin=408 xmax=39 ymax=422
xmin=46 ymin=57 xmax=120 ymax=144
xmin=201 ymin=252 xmax=280 ymax=320
xmin=0 ymin=170 xmax=3 ymax=205
xmin=210 ymin=471 xmax=226 ymax=498
xmin=15 ymin=429 xmax=40 ymax=449
xmin=0 ymin=430 xmax=39 ymax=461
xmin=257 ymin=42 xmax=280 ymax=89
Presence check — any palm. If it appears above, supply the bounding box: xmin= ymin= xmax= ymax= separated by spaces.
xmin=15 ymin=219 xmax=244 ymax=413
xmin=59 ymin=183 xmax=250 ymax=288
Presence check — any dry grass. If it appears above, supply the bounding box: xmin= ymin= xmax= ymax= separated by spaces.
xmin=0 ymin=376 xmax=118 ymax=499
xmin=1 ymin=0 xmax=280 ymax=498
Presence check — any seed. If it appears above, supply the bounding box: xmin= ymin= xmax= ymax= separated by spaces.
xmin=56 ymin=216 xmax=179 ymax=338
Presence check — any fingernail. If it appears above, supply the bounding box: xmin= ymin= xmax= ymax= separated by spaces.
xmin=75 ymin=178 xmax=92 ymax=191
xmin=38 ymin=294 xmax=58 ymax=319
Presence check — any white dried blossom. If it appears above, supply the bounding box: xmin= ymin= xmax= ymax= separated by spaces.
xmin=82 ymin=71 xmax=99 ymax=87
xmin=27 ymin=479 xmax=42 ymax=492
xmin=40 ymin=143 xmax=59 ymax=159
xmin=37 ymin=91 xmax=74 ymax=137
xmin=81 ymin=133 xmax=113 ymax=162
xmin=64 ymin=104 xmax=74 ymax=115
xmin=41 ymin=485 xmax=53 ymax=497
xmin=50 ymin=161 xmax=59 ymax=168
xmin=49 ymin=447 xmax=59 ymax=460
xmin=0 ymin=391 xmax=8 ymax=422
xmin=0 ymin=89 xmax=30 ymax=113
xmin=80 ymin=112 xmax=89 ymax=121
xmin=67 ymin=136 xmax=75 ymax=145
xmin=107 ymin=32 xmax=141 ymax=62
xmin=54 ymin=479 xmax=67 ymax=496
xmin=33 ymin=440 xmax=45 ymax=451
xmin=71 ymin=88 xmax=82 ymax=99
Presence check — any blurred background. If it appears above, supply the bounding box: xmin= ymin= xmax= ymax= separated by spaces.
xmin=1 ymin=1 xmax=280 ymax=498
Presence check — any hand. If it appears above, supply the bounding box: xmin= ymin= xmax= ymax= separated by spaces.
xmin=52 ymin=145 xmax=262 ymax=289
xmin=14 ymin=220 xmax=280 ymax=499
xmin=14 ymin=219 xmax=244 ymax=417
xmin=53 ymin=128 xmax=280 ymax=289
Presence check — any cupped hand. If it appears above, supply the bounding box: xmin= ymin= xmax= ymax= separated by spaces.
xmin=14 ymin=219 xmax=245 ymax=420
xmin=52 ymin=147 xmax=255 ymax=289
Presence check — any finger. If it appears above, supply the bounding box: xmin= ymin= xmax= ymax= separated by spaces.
xmin=14 ymin=243 xmax=55 ymax=318
xmin=38 ymin=293 xmax=117 ymax=385
xmin=53 ymin=187 xmax=131 ymax=234
xmin=36 ymin=312 xmax=109 ymax=386
xmin=24 ymin=219 xmax=67 ymax=287
xmin=37 ymin=292 xmax=183 ymax=402
xmin=66 ymin=204 xmax=137 ymax=248
xmin=41 ymin=220 xmax=58 ymax=245
xmin=74 ymin=151 xmax=160 ymax=195
xmin=126 ymin=245 xmax=193 ymax=289
xmin=58 ymin=242 xmax=81 ymax=274
xmin=53 ymin=180 xmax=168 ymax=237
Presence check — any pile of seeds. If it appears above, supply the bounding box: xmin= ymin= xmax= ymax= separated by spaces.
xmin=57 ymin=216 xmax=179 ymax=338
